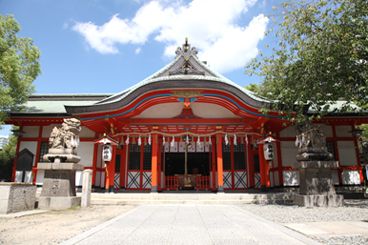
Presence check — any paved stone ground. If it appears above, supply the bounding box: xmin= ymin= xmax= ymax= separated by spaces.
xmin=63 ymin=204 xmax=320 ymax=245
xmin=241 ymin=201 xmax=368 ymax=245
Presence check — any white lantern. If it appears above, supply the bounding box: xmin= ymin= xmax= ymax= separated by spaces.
xmin=102 ymin=144 xmax=113 ymax=162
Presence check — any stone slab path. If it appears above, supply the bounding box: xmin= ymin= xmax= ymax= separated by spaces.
xmin=63 ymin=204 xmax=320 ymax=245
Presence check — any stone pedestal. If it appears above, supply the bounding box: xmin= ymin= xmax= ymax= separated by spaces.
xmin=293 ymin=160 xmax=343 ymax=207
xmin=38 ymin=162 xmax=83 ymax=210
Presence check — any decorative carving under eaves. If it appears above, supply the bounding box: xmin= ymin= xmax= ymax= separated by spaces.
xmin=169 ymin=62 xmax=205 ymax=76
xmin=172 ymin=90 xmax=202 ymax=98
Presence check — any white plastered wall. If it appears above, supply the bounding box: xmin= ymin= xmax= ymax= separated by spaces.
xmin=280 ymin=124 xmax=332 ymax=138
xmin=280 ymin=125 xmax=296 ymax=137
xmin=75 ymin=141 xmax=94 ymax=186
xmin=269 ymin=142 xmax=279 ymax=187
xmin=78 ymin=142 xmax=94 ymax=168
xmin=338 ymin=141 xmax=357 ymax=166
xmin=335 ymin=125 xmax=353 ymax=137
xmin=280 ymin=141 xmax=299 ymax=186
xmin=42 ymin=124 xmax=58 ymax=138
xmin=22 ymin=126 xmax=39 ymax=138
xmin=337 ymin=141 xmax=360 ymax=185
xmin=280 ymin=141 xmax=297 ymax=168
xmin=316 ymin=124 xmax=333 ymax=137
xmin=80 ymin=126 xmax=96 ymax=138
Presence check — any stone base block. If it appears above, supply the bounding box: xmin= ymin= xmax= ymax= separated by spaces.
xmin=0 ymin=183 xmax=36 ymax=214
xmin=38 ymin=196 xmax=81 ymax=210
xmin=293 ymin=193 xmax=343 ymax=207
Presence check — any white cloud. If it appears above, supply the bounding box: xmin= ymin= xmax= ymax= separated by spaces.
xmin=135 ymin=47 xmax=141 ymax=54
xmin=72 ymin=0 xmax=268 ymax=73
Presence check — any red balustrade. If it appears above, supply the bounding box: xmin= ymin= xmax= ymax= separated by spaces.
xmin=166 ymin=176 xmax=179 ymax=190
xmin=195 ymin=176 xmax=210 ymax=190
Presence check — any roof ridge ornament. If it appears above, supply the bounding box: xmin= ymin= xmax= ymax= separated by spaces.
xmin=170 ymin=38 xmax=204 ymax=76
xmin=175 ymin=37 xmax=198 ymax=59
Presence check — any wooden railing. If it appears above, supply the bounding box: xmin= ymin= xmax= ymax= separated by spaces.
xmin=195 ymin=176 xmax=210 ymax=190
xmin=165 ymin=176 xmax=179 ymax=190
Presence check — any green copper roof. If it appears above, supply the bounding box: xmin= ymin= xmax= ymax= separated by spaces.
xmin=11 ymin=94 xmax=111 ymax=115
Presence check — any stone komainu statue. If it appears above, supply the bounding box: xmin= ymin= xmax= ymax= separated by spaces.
xmin=44 ymin=118 xmax=81 ymax=163
xmin=295 ymin=123 xmax=333 ymax=161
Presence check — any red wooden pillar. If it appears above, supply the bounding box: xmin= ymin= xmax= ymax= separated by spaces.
xmin=258 ymin=143 xmax=270 ymax=188
xmin=211 ymin=137 xmax=216 ymax=190
xmin=276 ymin=133 xmax=284 ymax=186
xmin=120 ymin=143 xmax=127 ymax=188
xmin=157 ymin=136 xmax=162 ymax=191
xmin=246 ymin=136 xmax=255 ymax=188
xmin=105 ymin=145 xmax=117 ymax=192
xmin=151 ymin=134 xmax=158 ymax=192
xmin=33 ymin=126 xmax=43 ymax=184
xmin=216 ymin=133 xmax=224 ymax=192
xmin=91 ymin=143 xmax=98 ymax=186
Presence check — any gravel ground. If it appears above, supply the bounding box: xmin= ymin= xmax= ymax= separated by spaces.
xmin=311 ymin=235 xmax=368 ymax=245
xmin=0 ymin=204 xmax=134 ymax=245
xmin=242 ymin=199 xmax=368 ymax=245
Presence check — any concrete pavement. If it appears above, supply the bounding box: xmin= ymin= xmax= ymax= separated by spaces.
xmin=63 ymin=204 xmax=320 ymax=245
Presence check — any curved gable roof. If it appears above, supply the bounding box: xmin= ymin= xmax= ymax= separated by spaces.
xmin=65 ymin=40 xmax=272 ymax=115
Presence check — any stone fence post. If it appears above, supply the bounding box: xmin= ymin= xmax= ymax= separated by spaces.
xmin=81 ymin=169 xmax=92 ymax=208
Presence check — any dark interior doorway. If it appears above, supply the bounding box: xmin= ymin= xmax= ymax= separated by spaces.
xmin=165 ymin=153 xmax=210 ymax=176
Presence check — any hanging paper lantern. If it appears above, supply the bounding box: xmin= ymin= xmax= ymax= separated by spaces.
xmin=138 ymin=135 xmax=142 ymax=146
xmin=148 ymin=134 xmax=151 ymax=145
xmin=208 ymin=136 xmax=212 ymax=145
xmin=224 ymin=133 xmax=229 ymax=145
xmin=125 ymin=135 xmax=130 ymax=145
xmin=162 ymin=136 xmax=166 ymax=146
xmin=197 ymin=136 xmax=201 ymax=146
xmin=233 ymin=134 xmax=237 ymax=146
xmin=186 ymin=135 xmax=189 ymax=144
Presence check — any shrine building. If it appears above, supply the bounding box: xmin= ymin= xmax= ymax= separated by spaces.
xmin=7 ymin=41 xmax=368 ymax=192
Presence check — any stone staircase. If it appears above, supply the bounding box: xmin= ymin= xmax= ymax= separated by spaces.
xmin=90 ymin=192 xmax=294 ymax=205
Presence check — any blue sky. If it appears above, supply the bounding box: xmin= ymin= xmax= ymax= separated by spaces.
xmin=0 ymin=0 xmax=280 ymax=136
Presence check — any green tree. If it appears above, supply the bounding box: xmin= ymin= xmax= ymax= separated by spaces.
xmin=0 ymin=15 xmax=40 ymax=124
xmin=245 ymin=83 xmax=261 ymax=94
xmin=0 ymin=134 xmax=16 ymax=162
xmin=247 ymin=0 xmax=367 ymax=122
xmin=0 ymin=132 xmax=17 ymax=181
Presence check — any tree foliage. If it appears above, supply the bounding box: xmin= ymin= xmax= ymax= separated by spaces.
xmin=0 ymin=134 xmax=17 ymax=162
xmin=0 ymin=15 xmax=40 ymax=124
xmin=0 ymin=132 xmax=17 ymax=181
xmin=247 ymin=0 xmax=367 ymax=122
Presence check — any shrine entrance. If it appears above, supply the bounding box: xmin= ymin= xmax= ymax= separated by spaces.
xmin=164 ymin=152 xmax=210 ymax=190
xmin=163 ymin=139 xmax=213 ymax=191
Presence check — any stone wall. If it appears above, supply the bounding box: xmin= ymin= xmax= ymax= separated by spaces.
xmin=0 ymin=183 xmax=36 ymax=214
